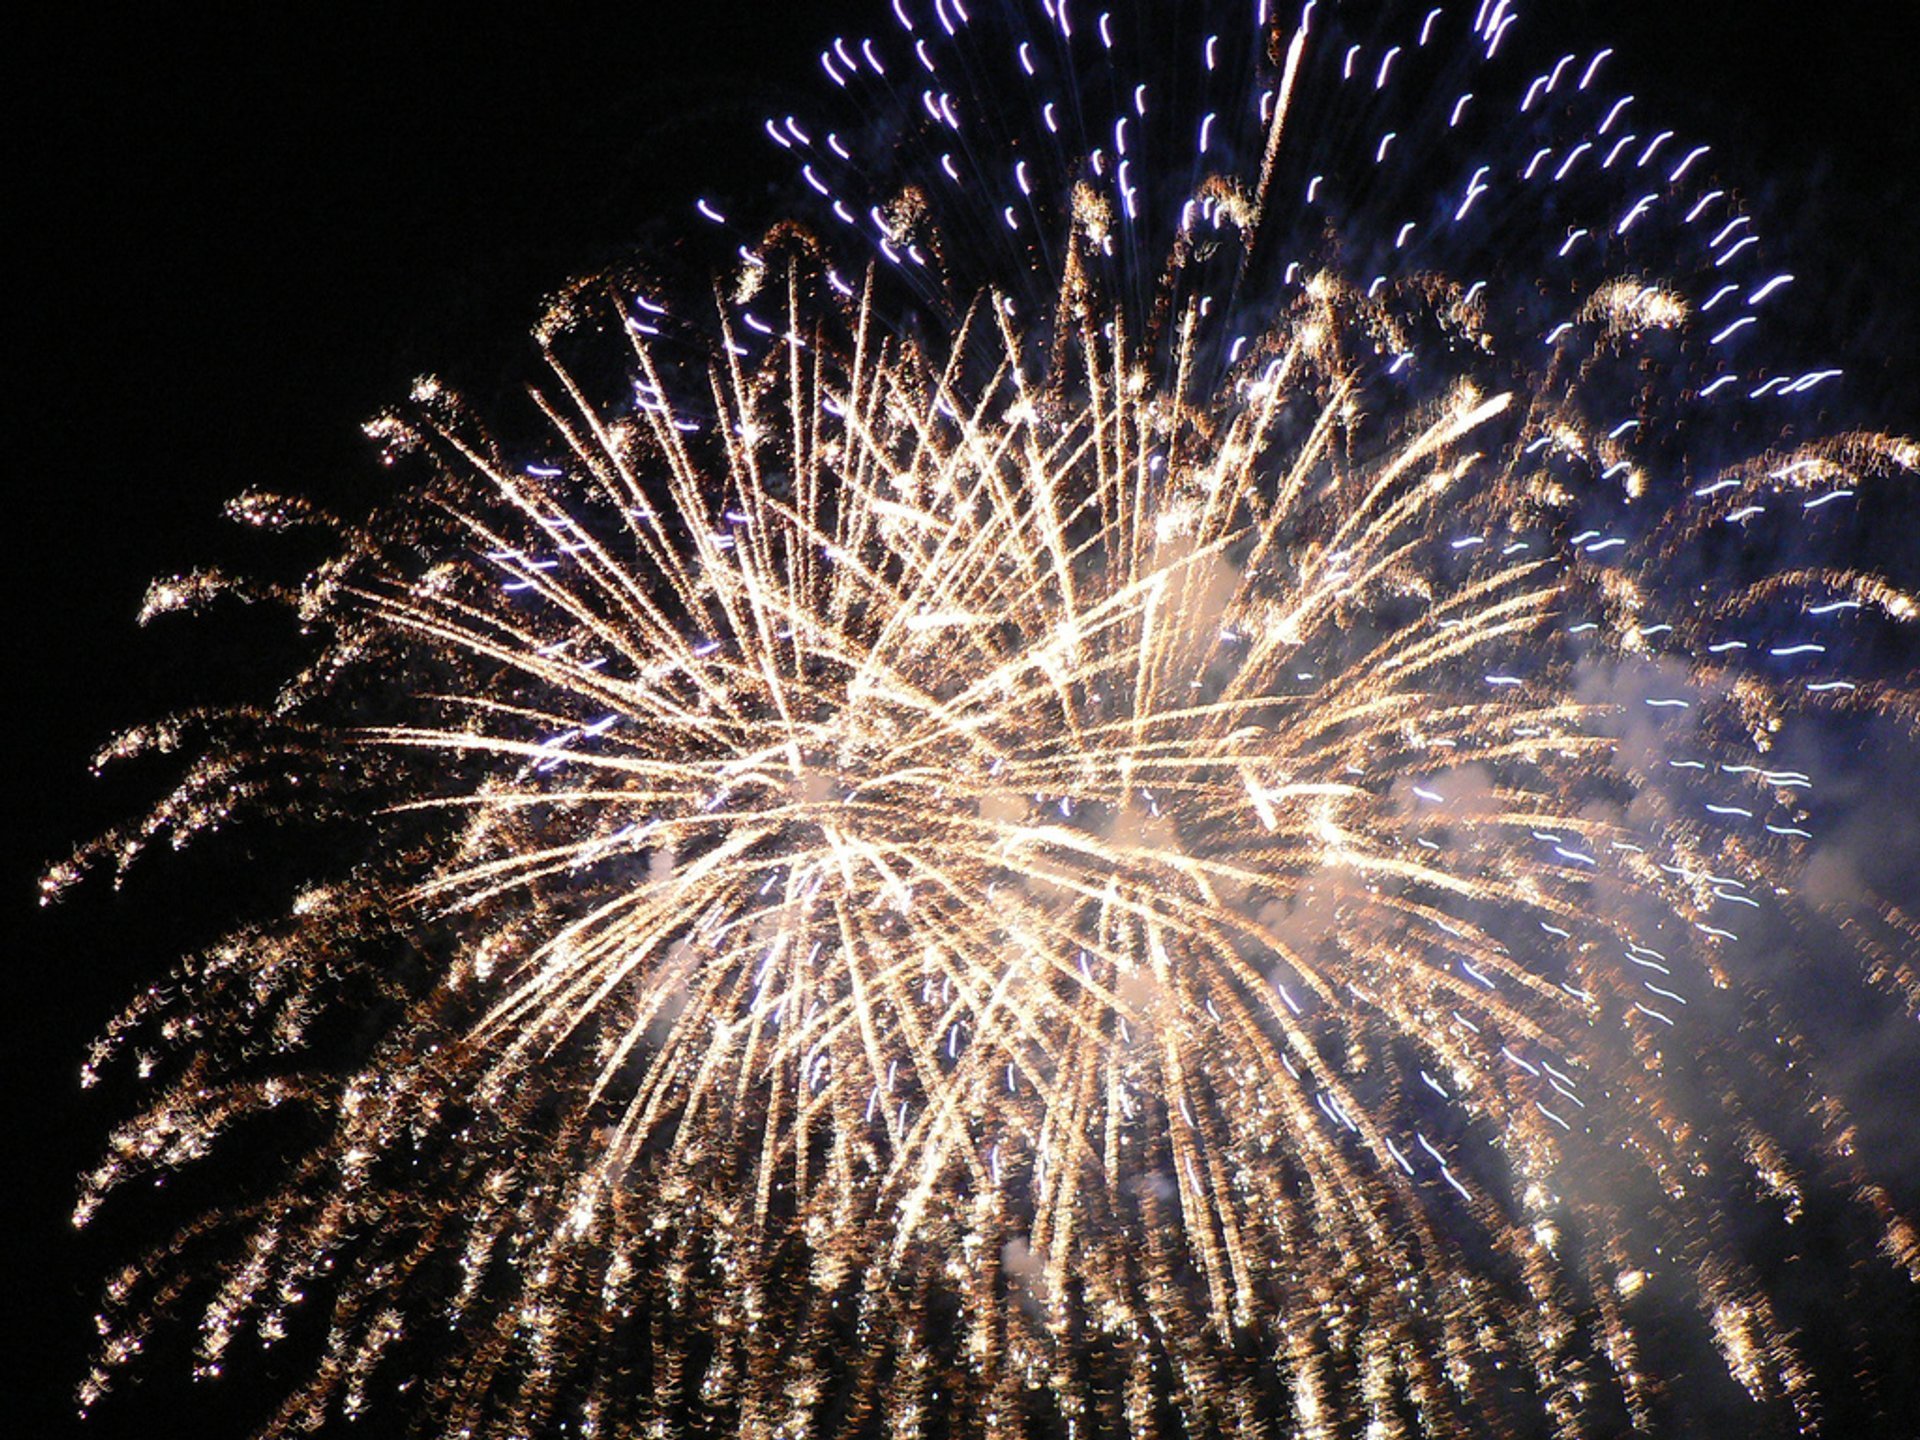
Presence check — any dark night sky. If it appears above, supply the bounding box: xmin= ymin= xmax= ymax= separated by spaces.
xmin=10 ymin=3 xmax=1918 ymax=1437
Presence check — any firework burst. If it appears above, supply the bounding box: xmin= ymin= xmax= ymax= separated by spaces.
xmin=52 ymin=2 xmax=1920 ymax=1437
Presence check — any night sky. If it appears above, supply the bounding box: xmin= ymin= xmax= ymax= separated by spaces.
xmin=12 ymin=3 xmax=1919 ymax=1437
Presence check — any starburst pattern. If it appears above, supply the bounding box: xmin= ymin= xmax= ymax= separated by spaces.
xmin=52 ymin=3 xmax=1920 ymax=1438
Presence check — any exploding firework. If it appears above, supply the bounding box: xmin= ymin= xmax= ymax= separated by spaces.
xmin=51 ymin=2 xmax=1920 ymax=1437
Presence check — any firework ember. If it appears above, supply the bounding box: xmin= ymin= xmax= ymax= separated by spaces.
xmin=51 ymin=2 xmax=1920 ymax=1437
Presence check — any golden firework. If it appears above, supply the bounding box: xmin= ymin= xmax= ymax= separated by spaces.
xmin=53 ymin=3 xmax=1920 ymax=1437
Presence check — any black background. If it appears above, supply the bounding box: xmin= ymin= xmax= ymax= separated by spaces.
xmin=11 ymin=2 xmax=1918 ymax=1436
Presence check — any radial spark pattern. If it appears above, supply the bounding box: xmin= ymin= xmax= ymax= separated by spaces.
xmin=53 ymin=3 xmax=1920 ymax=1438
